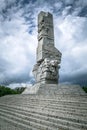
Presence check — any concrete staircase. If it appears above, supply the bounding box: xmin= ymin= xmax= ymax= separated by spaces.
xmin=0 ymin=85 xmax=87 ymax=130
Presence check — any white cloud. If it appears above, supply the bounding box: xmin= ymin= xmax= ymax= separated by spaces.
xmin=0 ymin=0 xmax=87 ymax=86
xmin=54 ymin=14 xmax=87 ymax=84
xmin=0 ymin=3 xmax=38 ymax=84
xmin=7 ymin=83 xmax=30 ymax=89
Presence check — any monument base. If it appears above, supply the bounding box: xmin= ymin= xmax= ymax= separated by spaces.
xmin=22 ymin=83 xmax=86 ymax=96
xmin=39 ymin=79 xmax=58 ymax=84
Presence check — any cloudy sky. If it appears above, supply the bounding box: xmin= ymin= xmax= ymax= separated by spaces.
xmin=0 ymin=0 xmax=87 ymax=88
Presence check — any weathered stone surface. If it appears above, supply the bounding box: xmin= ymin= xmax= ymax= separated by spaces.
xmin=33 ymin=11 xmax=61 ymax=84
xmin=0 ymin=88 xmax=87 ymax=130
xmin=22 ymin=83 xmax=86 ymax=95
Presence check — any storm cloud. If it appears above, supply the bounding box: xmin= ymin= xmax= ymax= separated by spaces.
xmin=0 ymin=0 xmax=87 ymax=87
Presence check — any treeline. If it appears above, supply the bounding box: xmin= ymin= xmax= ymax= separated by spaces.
xmin=0 ymin=85 xmax=26 ymax=97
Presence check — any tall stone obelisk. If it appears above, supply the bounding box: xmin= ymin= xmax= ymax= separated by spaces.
xmin=33 ymin=11 xmax=61 ymax=84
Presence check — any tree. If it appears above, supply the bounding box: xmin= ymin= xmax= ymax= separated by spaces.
xmin=0 ymin=85 xmax=25 ymax=97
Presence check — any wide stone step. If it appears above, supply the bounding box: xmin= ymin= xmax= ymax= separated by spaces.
xmin=0 ymin=106 xmax=87 ymax=127
xmin=2 ymin=96 xmax=87 ymax=102
xmin=12 ymin=98 xmax=87 ymax=105
xmin=15 ymin=104 xmax=87 ymax=117
xmin=0 ymin=101 xmax=87 ymax=110
xmin=15 ymin=101 xmax=87 ymax=111
xmin=0 ymin=116 xmax=34 ymax=130
xmin=0 ymin=108 xmax=87 ymax=130
xmin=0 ymin=112 xmax=58 ymax=130
xmin=1 ymin=98 xmax=87 ymax=111
xmin=16 ymin=103 xmax=87 ymax=115
xmin=0 ymin=115 xmax=39 ymax=130
xmin=0 ymin=95 xmax=87 ymax=104
xmin=0 ymin=104 xmax=87 ymax=125
xmin=0 ymin=102 xmax=87 ymax=119
xmin=45 ymin=105 xmax=87 ymax=115
xmin=0 ymin=111 xmax=75 ymax=130
xmin=1 ymin=103 xmax=87 ymax=117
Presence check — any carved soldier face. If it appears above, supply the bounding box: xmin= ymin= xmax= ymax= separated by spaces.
xmin=50 ymin=60 xmax=58 ymax=66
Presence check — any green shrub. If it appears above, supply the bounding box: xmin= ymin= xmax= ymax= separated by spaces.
xmin=82 ymin=86 xmax=87 ymax=93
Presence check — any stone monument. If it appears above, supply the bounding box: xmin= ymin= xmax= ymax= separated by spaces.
xmin=0 ymin=11 xmax=86 ymax=130
xmin=33 ymin=11 xmax=61 ymax=84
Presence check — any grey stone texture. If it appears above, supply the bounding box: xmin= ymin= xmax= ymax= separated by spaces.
xmin=33 ymin=11 xmax=61 ymax=84
xmin=0 ymin=86 xmax=87 ymax=130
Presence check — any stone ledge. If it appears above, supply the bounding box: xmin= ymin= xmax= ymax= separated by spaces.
xmin=22 ymin=84 xmax=86 ymax=96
